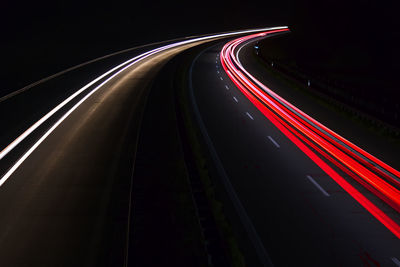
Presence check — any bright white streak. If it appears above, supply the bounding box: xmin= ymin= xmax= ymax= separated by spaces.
xmin=0 ymin=26 xmax=287 ymax=161
xmin=0 ymin=51 xmax=153 ymax=160
xmin=0 ymin=45 xmax=169 ymax=186
xmin=0 ymin=27 xmax=288 ymax=187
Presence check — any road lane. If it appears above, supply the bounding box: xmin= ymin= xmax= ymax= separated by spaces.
xmin=0 ymin=27 xmax=287 ymax=186
xmin=0 ymin=41 xmax=211 ymax=266
xmin=191 ymin=42 xmax=400 ymax=266
xmin=0 ymin=27 xmax=289 ymax=266
xmin=222 ymin=33 xmax=400 ymax=238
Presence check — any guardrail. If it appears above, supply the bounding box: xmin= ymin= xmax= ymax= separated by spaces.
xmin=258 ymin=52 xmax=400 ymax=134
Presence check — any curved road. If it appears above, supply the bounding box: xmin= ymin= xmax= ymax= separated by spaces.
xmin=0 ymin=27 xmax=399 ymax=266
xmin=0 ymin=29 xmax=284 ymax=266
xmin=190 ymin=34 xmax=400 ymax=266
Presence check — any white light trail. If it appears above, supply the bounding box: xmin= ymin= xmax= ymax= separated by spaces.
xmin=0 ymin=27 xmax=288 ymax=187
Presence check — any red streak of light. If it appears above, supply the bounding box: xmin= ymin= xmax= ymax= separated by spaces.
xmin=220 ymin=29 xmax=400 ymax=238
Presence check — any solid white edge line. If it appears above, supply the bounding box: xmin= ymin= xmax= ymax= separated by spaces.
xmin=267 ymin=136 xmax=280 ymax=148
xmin=0 ymin=26 xmax=288 ymax=186
xmin=306 ymin=175 xmax=330 ymax=197
xmin=189 ymin=47 xmax=274 ymax=266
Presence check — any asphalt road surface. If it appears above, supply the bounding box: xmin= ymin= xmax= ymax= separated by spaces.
xmin=1 ymin=27 xmax=399 ymax=267
xmin=0 ymin=38 xmax=214 ymax=266
xmin=0 ymin=28 xmax=283 ymax=266
xmin=190 ymin=40 xmax=400 ymax=266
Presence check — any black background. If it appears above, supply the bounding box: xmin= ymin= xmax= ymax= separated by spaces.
xmin=1 ymin=0 xmax=399 ymax=97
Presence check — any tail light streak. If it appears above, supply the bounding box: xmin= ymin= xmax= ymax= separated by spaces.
xmin=221 ymin=29 xmax=400 ymax=238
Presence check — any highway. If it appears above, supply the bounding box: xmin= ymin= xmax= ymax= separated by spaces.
xmin=0 ymin=27 xmax=399 ymax=266
xmin=0 ymin=40 xmax=202 ymax=266
xmin=0 ymin=29 xmax=283 ymax=266
xmin=190 ymin=31 xmax=400 ymax=266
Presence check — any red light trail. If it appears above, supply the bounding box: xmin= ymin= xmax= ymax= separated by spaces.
xmin=220 ymin=29 xmax=400 ymax=238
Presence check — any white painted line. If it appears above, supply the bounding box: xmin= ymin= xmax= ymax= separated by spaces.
xmin=306 ymin=175 xmax=330 ymax=197
xmin=220 ymin=77 xmax=223 ymax=81
xmin=267 ymin=136 xmax=280 ymax=148
xmin=246 ymin=112 xmax=254 ymax=120
xmin=225 ymin=85 xmax=229 ymax=90
xmin=392 ymin=257 xmax=400 ymax=266
xmin=217 ymin=70 xmax=220 ymax=74
xmin=233 ymin=96 xmax=238 ymax=103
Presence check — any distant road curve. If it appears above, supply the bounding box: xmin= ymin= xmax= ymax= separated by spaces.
xmin=220 ymin=30 xmax=400 ymax=238
xmin=0 ymin=27 xmax=290 ymax=266
xmin=0 ymin=26 xmax=287 ymax=187
xmin=0 ymin=34 xmax=224 ymax=102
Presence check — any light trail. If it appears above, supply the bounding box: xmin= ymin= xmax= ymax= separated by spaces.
xmin=0 ymin=27 xmax=288 ymax=187
xmin=220 ymin=28 xmax=400 ymax=238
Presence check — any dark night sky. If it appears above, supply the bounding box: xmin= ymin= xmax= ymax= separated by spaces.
xmin=1 ymin=0 xmax=399 ymax=95
xmin=1 ymin=0 xmax=292 ymax=47
xmin=0 ymin=0 xmax=291 ymax=91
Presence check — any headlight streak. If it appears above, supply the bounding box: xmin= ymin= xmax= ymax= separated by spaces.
xmin=221 ymin=29 xmax=400 ymax=238
xmin=0 ymin=27 xmax=288 ymax=187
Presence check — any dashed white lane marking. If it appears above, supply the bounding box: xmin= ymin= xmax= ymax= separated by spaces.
xmin=233 ymin=96 xmax=238 ymax=103
xmin=217 ymin=70 xmax=220 ymax=74
xmin=306 ymin=175 xmax=330 ymax=197
xmin=267 ymin=136 xmax=280 ymax=148
xmin=392 ymin=257 xmax=400 ymax=266
xmin=225 ymin=85 xmax=229 ymax=90
xmin=246 ymin=112 xmax=254 ymax=120
xmin=220 ymin=77 xmax=223 ymax=81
